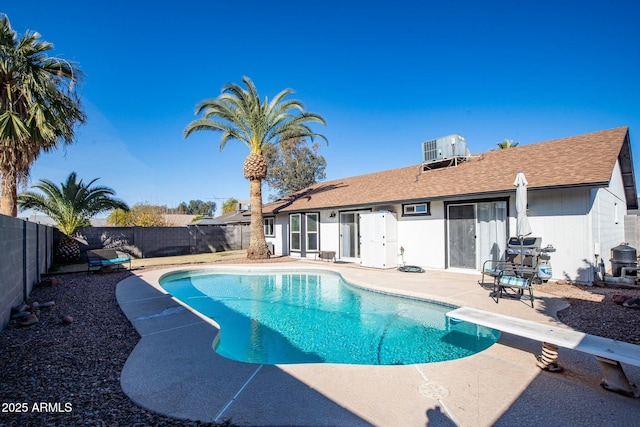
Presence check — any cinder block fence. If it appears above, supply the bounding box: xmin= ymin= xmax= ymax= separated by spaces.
xmin=0 ymin=215 xmax=53 ymax=330
xmin=1 ymin=217 xmax=249 ymax=330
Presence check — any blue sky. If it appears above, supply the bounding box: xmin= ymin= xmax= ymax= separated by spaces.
xmin=4 ymin=0 xmax=640 ymax=215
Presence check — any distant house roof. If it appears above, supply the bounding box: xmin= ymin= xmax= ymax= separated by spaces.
xmin=163 ymin=214 xmax=197 ymax=226
xmin=213 ymin=210 xmax=251 ymax=225
xmin=189 ymin=210 xmax=251 ymax=226
xmin=265 ymin=127 xmax=637 ymax=213
xmin=188 ymin=217 xmax=226 ymax=226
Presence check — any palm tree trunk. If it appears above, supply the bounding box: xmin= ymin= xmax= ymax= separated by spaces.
xmin=0 ymin=167 xmax=18 ymax=217
xmin=247 ymin=178 xmax=270 ymax=259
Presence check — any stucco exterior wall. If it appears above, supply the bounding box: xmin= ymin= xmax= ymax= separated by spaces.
xmin=524 ymin=188 xmax=591 ymax=283
xmin=523 ymin=160 xmax=626 ymax=285
xmin=589 ymin=160 xmax=629 ymax=278
xmin=319 ymin=212 xmax=339 ymax=255
xmin=268 ymin=216 xmax=290 ymax=256
xmin=397 ymin=201 xmax=446 ymax=269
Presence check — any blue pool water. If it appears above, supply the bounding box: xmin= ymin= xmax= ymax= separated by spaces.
xmin=160 ymin=269 xmax=499 ymax=365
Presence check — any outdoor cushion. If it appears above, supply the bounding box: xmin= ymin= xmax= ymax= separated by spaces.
xmin=89 ymin=256 xmax=130 ymax=266
xmin=499 ymin=275 xmax=530 ymax=288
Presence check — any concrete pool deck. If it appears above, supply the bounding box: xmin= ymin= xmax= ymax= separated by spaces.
xmin=116 ymin=260 xmax=640 ymax=426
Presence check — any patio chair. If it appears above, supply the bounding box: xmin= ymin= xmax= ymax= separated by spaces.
xmin=479 ymin=259 xmax=517 ymax=286
xmin=493 ymin=267 xmax=537 ymax=308
xmin=87 ymin=249 xmax=131 ymax=273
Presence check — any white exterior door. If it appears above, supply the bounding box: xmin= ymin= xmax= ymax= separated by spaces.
xmin=340 ymin=211 xmax=368 ymax=260
xmin=360 ymin=212 xmax=398 ymax=269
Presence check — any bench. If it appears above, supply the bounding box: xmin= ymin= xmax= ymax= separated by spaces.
xmin=87 ymin=249 xmax=131 ymax=273
xmin=314 ymin=250 xmax=336 ymax=262
xmin=446 ymin=306 xmax=640 ymax=397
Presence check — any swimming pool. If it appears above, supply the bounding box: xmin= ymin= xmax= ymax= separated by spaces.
xmin=160 ymin=269 xmax=499 ymax=365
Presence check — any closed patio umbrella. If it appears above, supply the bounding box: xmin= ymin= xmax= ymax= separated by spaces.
xmin=514 ymin=172 xmax=532 ymax=239
xmin=514 ymin=172 xmax=532 ymax=272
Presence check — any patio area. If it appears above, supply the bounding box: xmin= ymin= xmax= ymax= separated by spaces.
xmin=116 ymin=260 xmax=640 ymax=426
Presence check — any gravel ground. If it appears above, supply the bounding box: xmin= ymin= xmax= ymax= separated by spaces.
xmin=536 ymin=280 xmax=640 ymax=345
xmin=0 ymin=270 xmax=229 ymax=427
xmin=1 ymin=261 xmax=639 ymax=426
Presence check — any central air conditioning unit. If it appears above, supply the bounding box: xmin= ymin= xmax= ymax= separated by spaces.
xmin=422 ymin=134 xmax=467 ymax=163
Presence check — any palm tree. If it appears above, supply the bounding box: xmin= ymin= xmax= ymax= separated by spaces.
xmin=184 ymin=76 xmax=327 ymax=259
xmin=0 ymin=15 xmax=86 ymax=217
xmin=18 ymin=172 xmax=129 ymax=262
xmin=496 ymin=139 xmax=519 ymax=149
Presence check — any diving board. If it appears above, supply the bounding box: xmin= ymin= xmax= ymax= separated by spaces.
xmin=447 ymin=306 xmax=640 ymax=397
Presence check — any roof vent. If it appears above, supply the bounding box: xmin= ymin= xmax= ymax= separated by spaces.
xmin=422 ymin=134 xmax=469 ymax=170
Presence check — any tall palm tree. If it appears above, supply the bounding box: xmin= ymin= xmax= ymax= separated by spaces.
xmin=0 ymin=15 xmax=86 ymax=217
xmin=184 ymin=76 xmax=327 ymax=259
xmin=18 ymin=172 xmax=129 ymax=262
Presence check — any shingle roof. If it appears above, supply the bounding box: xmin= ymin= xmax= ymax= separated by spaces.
xmin=187 ymin=217 xmax=226 ymax=226
xmin=214 ymin=210 xmax=251 ymax=224
xmin=265 ymin=126 xmax=634 ymax=213
xmin=163 ymin=214 xmax=197 ymax=226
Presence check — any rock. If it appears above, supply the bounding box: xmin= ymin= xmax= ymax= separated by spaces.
xmin=612 ymin=294 xmax=629 ymax=304
xmin=11 ymin=311 xmax=30 ymax=320
xmin=40 ymin=301 xmax=56 ymax=308
xmin=61 ymin=315 xmax=74 ymax=325
xmin=622 ymin=298 xmax=640 ymax=309
xmin=18 ymin=314 xmax=38 ymax=327
xmin=37 ymin=277 xmax=62 ymax=287
xmin=11 ymin=304 xmax=30 ymax=314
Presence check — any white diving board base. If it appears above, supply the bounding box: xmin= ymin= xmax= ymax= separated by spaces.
xmin=446 ymin=306 xmax=640 ymax=368
xmin=447 ymin=307 xmax=640 ymax=397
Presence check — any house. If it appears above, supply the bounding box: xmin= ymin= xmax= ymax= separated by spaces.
xmin=163 ymin=214 xmax=197 ymax=226
xmin=213 ymin=209 xmax=251 ymax=226
xmin=198 ymin=201 xmax=252 ymax=226
xmin=188 ymin=217 xmax=227 ymax=226
xmin=263 ymin=126 xmax=637 ymax=284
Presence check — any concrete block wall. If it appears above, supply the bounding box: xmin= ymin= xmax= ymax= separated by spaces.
xmin=0 ymin=216 xmax=53 ymax=330
xmin=77 ymin=227 xmax=138 ymax=257
xmin=192 ymin=226 xmax=244 ymax=252
xmin=133 ymin=227 xmax=193 ymax=258
xmin=2 ymin=219 xmax=255 ymax=330
xmin=77 ymin=225 xmax=250 ymax=259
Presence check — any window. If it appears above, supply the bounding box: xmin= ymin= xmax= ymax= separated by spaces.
xmin=403 ymin=202 xmax=431 ymax=216
xmin=263 ymin=217 xmax=274 ymax=236
xmin=306 ymin=213 xmax=319 ymax=251
xmin=289 ymin=213 xmax=319 ymax=252
xmin=290 ymin=214 xmax=301 ymax=251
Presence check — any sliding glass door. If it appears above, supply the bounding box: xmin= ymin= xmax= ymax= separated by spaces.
xmin=448 ymin=201 xmax=507 ymax=269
